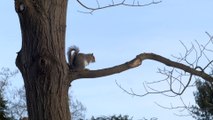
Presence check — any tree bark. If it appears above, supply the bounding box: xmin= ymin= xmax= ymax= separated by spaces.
xmin=15 ymin=0 xmax=70 ymax=120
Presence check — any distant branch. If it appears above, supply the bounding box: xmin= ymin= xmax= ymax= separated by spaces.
xmin=76 ymin=0 xmax=161 ymax=13
xmin=154 ymin=96 xmax=195 ymax=117
xmin=115 ymin=80 xmax=172 ymax=97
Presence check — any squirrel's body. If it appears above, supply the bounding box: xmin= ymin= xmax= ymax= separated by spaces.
xmin=67 ymin=46 xmax=95 ymax=70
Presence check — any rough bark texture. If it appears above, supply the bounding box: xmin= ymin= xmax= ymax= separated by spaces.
xmin=15 ymin=0 xmax=70 ymax=120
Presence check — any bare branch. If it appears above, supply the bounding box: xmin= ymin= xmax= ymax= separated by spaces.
xmin=205 ymin=31 xmax=213 ymax=40
xmin=137 ymin=53 xmax=212 ymax=82
xmin=69 ymin=52 xmax=213 ymax=83
xmin=169 ymin=74 xmax=192 ymax=95
xmin=115 ymin=80 xmax=172 ymax=97
xmin=68 ymin=33 xmax=213 ymax=103
xmin=95 ymin=0 xmax=100 ymax=8
xmin=76 ymin=0 xmax=161 ymax=13
xmin=154 ymin=96 xmax=195 ymax=117
xmin=204 ymin=60 xmax=213 ymax=70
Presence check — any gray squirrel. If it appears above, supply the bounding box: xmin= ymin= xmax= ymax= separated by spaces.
xmin=67 ymin=46 xmax=95 ymax=70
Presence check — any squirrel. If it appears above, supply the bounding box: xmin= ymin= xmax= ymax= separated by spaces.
xmin=67 ymin=46 xmax=95 ymax=70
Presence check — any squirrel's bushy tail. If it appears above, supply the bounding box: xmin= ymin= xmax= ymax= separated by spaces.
xmin=67 ymin=45 xmax=80 ymax=67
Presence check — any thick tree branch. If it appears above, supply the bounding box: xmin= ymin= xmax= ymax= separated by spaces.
xmin=70 ymin=53 xmax=213 ymax=83
xmin=136 ymin=53 xmax=213 ymax=82
xmin=70 ymin=56 xmax=142 ymax=80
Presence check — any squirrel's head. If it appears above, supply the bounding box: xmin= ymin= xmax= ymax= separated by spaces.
xmin=90 ymin=53 xmax=95 ymax=62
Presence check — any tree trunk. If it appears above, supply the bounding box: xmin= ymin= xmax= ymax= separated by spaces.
xmin=15 ymin=0 xmax=70 ymax=120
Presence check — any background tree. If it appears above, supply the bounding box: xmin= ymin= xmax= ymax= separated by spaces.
xmin=9 ymin=86 xmax=28 ymax=119
xmin=0 ymin=90 xmax=12 ymax=120
xmin=190 ymin=78 xmax=213 ymax=120
xmin=90 ymin=114 xmax=132 ymax=120
xmin=90 ymin=115 xmax=157 ymax=120
xmin=70 ymin=93 xmax=86 ymax=120
xmin=0 ymin=68 xmax=18 ymax=120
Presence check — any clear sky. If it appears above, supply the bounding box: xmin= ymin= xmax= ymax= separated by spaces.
xmin=1 ymin=0 xmax=213 ymax=120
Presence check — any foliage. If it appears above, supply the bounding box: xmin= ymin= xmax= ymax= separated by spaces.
xmin=90 ymin=115 xmax=157 ymax=120
xmin=90 ymin=114 xmax=132 ymax=120
xmin=0 ymin=68 xmax=17 ymax=120
xmin=191 ymin=79 xmax=213 ymax=120
xmin=141 ymin=117 xmax=158 ymax=120
xmin=0 ymin=92 xmax=13 ymax=120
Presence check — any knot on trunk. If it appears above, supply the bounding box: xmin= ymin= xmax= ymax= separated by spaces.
xmin=37 ymin=55 xmax=51 ymax=75
xmin=15 ymin=0 xmax=26 ymax=13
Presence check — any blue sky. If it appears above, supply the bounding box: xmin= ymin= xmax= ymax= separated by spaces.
xmin=1 ymin=0 xmax=213 ymax=119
